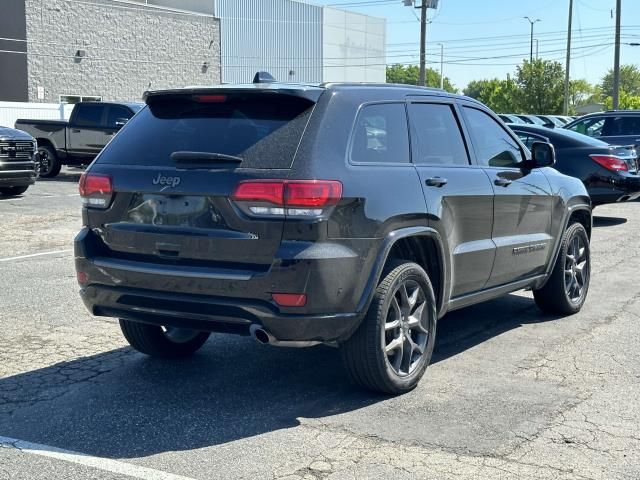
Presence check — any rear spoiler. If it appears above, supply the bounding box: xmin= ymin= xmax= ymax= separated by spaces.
xmin=143 ymin=86 xmax=324 ymax=105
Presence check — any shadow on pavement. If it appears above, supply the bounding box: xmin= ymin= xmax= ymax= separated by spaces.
xmin=0 ymin=293 xmax=557 ymax=459
xmin=593 ymin=216 xmax=628 ymax=227
xmin=38 ymin=169 xmax=83 ymax=183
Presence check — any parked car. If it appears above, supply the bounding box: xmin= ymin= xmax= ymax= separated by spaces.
xmin=75 ymin=79 xmax=592 ymax=395
xmin=516 ymin=114 xmax=550 ymax=126
xmin=564 ymin=110 xmax=640 ymax=146
xmin=509 ymin=124 xmax=640 ymax=206
xmin=499 ymin=114 xmax=526 ymax=124
xmin=16 ymin=101 xmax=143 ymax=178
xmin=0 ymin=126 xmax=38 ymax=196
xmin=535 ymin=115 xmax=565 ymax=128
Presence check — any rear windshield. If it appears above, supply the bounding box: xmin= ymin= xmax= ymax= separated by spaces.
xmin=96 ymin=93 xmax=315 ymax=169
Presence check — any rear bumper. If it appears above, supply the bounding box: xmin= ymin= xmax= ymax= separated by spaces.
xmin=75 ymin=228 xmax=372 ymax=343
xmin=589 ymin=175 xmax=640 ymax=205
xmin=79 ymin=284 xmax=361 ymax=342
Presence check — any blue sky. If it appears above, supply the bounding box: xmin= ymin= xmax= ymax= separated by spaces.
xmin=308 ymin=0 xmax=640 ymax=91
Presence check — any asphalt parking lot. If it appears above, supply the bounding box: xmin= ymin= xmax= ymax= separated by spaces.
xmin=1 ymin=170 xmax=639 ymax=480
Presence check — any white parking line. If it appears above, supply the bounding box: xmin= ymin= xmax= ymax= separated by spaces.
xmin=0 ymin=435 xmax=197 ymax=480
xmin=0 ymin=250 xmax=73 ymax=263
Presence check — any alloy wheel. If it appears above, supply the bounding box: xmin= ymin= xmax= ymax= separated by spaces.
xmin=383 ymin=279 xmax=430 ymax=377
xmin=564 ymin=233 xmax=589 ymax=303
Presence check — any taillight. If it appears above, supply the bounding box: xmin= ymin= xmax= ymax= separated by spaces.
xmin=79 ymin=172 xmax=113 ymax=208
xmin=231 ymin=180 xmax=342 ymax=219
xmin=590 ymin=155 xmax=629 ymax=172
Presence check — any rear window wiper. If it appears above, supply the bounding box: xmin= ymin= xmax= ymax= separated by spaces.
xmin=170 ymin=151 xmax=243 ymax=164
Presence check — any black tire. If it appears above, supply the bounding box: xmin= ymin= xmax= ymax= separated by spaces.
xmin=533 ymin=222 xmax=590 ymax=315
xmin=119 ymin=319 xmax=211 ymax=358
xmin=340 ymin=261 xmax=437 ymax=395
xmin=0 ymin=186 xmax=29 ymax=196
xmin=38 ymin=144 xmax=61 ymax=178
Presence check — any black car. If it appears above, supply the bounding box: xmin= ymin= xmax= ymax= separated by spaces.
xmin=75 ymin=79 xmax=592 ymax=394
xmin=509 ymin=124 xmax=640 ymax=206
xmin=564 ymin=110 xmax=640 ymax=146
xmin=16 ymin=102 xmax=143 ymax=178
xmin=0 ymin=126 xmax=38 ymax=196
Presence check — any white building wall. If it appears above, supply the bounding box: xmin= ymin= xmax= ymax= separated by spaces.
xmin=322 ymin=7 xmax=386 ymax=83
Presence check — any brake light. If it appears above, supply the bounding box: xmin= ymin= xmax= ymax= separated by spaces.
xmin=193 ymin=94 xmax=227 ymax=103
xmin=590 ymin=155 xmax=629 ymax=172
xmin=79 ymin=172 xmax=113 ymax=208
xmin=231 ymin=180 xmax=342 ymax=219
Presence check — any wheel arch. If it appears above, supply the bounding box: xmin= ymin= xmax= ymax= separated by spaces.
xmin=356 ymin=227 xmax=449 ymax=320
xmin=537 ymin=202 xmax=592 ymax=290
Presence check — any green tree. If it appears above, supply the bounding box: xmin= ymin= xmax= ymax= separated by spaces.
xmin=463 ymin=77 xmax=518 ymax=113
xmin=600 ymin=65 xmax=640 ymax=98
xmin=386 ymin=64 xmax=457 ymax=93
xmin=515 ymin=59 xmax=565 ymax=114
xmin=604 ymin=90 xmax=640 ymax=110
xmin=568 ymin=79 xmax=597 ymax=113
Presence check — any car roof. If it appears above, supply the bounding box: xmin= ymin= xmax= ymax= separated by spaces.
xmin=580 ymin=110 xmax=640 ymax=118
xmin=144 ymin=82 xmax=483 ymax=106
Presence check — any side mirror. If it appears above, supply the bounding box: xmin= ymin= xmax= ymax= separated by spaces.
xmin=530 ymin=141 xmax=556 ymax=168
xmin=114 ymin=118 xmax=129 ymax=130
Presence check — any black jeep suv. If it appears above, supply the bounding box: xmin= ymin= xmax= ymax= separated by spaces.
xmin=75 ymin=81 xmax=592 ymax=394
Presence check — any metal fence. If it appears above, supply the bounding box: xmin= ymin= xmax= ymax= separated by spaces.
xmin=0 ymin=102 xmax=73 ymax=130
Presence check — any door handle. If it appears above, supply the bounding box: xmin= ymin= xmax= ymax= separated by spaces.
xmin=425 ymin=177 xmax=448 ymax=187
xmin=71 ymin=129 xmax=81 ymax=133
xmin=494 ymin=178 xmax=513 ymax=187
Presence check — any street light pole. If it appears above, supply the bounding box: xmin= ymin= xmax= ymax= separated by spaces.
xmin=437 ymin=42 xmax=444 ymax=89
xmin=613 ymin=0 xmax=622 ymax=110
xmin=524 ymin=17 xmax=541 ymax=63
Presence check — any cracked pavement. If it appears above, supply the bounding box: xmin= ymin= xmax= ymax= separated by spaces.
xmin=0 ymin=171 xmax=639 ymax=479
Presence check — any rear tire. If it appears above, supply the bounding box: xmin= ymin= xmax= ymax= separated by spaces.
xmin=340 ymin=261 xmax=437 ymax=395
xmin=533 ymin=222 xmax=590 ymax=315
xmin=119 ymin=319 xmax=210 ymax=358
xmin=38 ymin=144 xmax=61 ymax=178
xmin=0 ymin=186 xmax=29 ymax=196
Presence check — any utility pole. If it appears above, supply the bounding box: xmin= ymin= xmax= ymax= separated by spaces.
xmin=535 ymin=39 xmax=539 ymax=59
xmin=419 ymin=1 xmax=428 ymax=86
xmin=613 ymin=0 xmax=622 ymax=109
xmin=563 ymin=0 xmax=573 ymax=115
xmin=524 ymin=17 xmax=541 ymax=63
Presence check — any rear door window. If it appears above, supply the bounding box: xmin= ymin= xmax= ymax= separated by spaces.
xmin=96 ymin=93 xmax=316 ymax=169
xmin=105 ymin=106 xmax=134 ymax=129
xmin=350 ymin=103 xmax=410 ymax=164
xmin=73 ymin=104 xmax=104 ymax=128
xmin=408 ymin=103 xmax=469 ymax=166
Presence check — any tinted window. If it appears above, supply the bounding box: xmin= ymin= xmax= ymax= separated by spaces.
xmin=350 ymin=103 xmax=410 ymax=164
xmin=408 ymin=103 xmax=469 ymax=165
xmin=601 ymin=115 xmax=640 ymax=136
xmin=106 ymin=106 xmax=133 ymax=128
xmin=96 ymin=94 xmax=315 ymax=169
xmin=73 ymin=104 xmax=104 ymax=127
xmin=464 ymin=107 xmax=523 ymax=168
xmin=567 ymin=117 xmax=605 ymax=137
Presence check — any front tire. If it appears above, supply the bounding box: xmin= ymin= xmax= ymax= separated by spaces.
xmin=341 ymin=261 xmax=437 ymax=395
xmin=38 ymin=144 xmax=61 ymax=178
xmin=533 ymin=222 xmax=590 ymax=315
xmin=119 ymin=319 xmax=210 ymax=358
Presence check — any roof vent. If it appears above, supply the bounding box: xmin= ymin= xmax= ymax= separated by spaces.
xmin=253 ymin=71 xmax=277 ymax=84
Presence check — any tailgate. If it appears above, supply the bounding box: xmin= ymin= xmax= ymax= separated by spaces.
xmin=85 ymin=90 xmax=318 ymax=268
